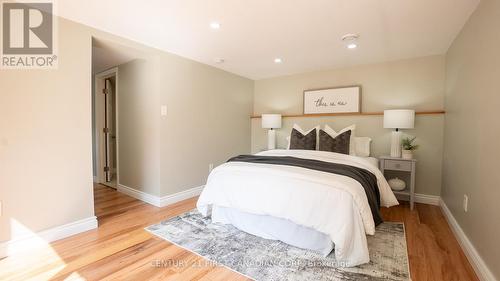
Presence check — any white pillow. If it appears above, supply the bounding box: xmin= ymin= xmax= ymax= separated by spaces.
xmin=323 ymin=124 xmax=357 ymax=155
xmin=354 ymin=137 xmax=372 ymax=157
xmin=287 ymin=124 xmax=320 ymax=149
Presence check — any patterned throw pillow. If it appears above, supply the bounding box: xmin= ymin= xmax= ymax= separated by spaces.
xmin=289 ymin=128 xmax=317 ymax=150
xmin=319 ymin=129 xmax=351 ymax=154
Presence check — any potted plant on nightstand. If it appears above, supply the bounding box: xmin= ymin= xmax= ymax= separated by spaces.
xmin=401 ymin=136 xmax=419 ymax=159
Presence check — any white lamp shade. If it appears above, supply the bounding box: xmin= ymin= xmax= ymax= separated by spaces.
xmin=261 ymin=114 xmax=282 ymax=129
xmin=383 ymin=110 xmax=415 ymax=129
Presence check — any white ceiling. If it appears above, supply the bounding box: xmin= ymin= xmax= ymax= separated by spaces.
xmin=59 ymin=0 xmax=479 ymax=80
xmin=92 ymin=39 xmax=147 ymax=74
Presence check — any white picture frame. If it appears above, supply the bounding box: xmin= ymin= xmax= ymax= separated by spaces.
xmin=303 ymin=86 xmax=361 ymax=114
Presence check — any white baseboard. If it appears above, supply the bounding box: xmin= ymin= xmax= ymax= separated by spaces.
xmin=414 ymin=193 xmax=440 ymax=205
xmin=117 ymin=184 xmax=161 ymax=207
xmin=0 ymin=216 xmax=97 ymax=258
xmin=159 ymin=186 xmax=204 ymax=207
xmin=93 ymin=175 xmax=98 ymax=183
xmin=439 ymin=199 xmax=496 ymax=281
xmin=117 ymin=184 xmax=204 ymax=208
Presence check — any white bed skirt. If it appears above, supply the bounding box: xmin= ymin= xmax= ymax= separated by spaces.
xmin=212 ymin=205 xmax=334 ymax=257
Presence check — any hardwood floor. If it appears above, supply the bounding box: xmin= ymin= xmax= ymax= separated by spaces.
xmin=0 ymin=184 xmax=478 ymax=281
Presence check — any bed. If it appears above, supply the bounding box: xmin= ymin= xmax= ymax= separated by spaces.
xmin=196 ymin=149 xmax=398 ymax=267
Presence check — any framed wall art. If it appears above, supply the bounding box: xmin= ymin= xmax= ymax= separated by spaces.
xmin=303 ymin=86 xmax=361 ymax=114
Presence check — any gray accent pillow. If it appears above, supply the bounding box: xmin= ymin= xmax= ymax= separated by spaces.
xmin=319 ymin=129 xmax=351 ymax=154
xmin=289 ymin=128 xmax=317 ymax=150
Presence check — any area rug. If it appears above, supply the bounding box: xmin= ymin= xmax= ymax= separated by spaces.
xmin=146 ymin=210 xmax=410 ymax=281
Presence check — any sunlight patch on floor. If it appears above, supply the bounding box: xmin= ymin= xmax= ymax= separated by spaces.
xmin=63 ymin=271 xmax=86 ymax=281
xmin=0 ymin=219 xmax=68 ymax=280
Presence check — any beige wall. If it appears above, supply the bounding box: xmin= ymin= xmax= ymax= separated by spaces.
xmin=252 ymin=56 xmax=446 ymax=196
xmin=93 ymin=44 xmax=253 ymax=198
xmin=443 ymin=0 xmax=500 ymax=278
xmin=117 ymin=59 xmax=161 ymax=196
xmin=0 ymin=19 xmax=94 ymax=242
xmin=254 ymin=55 xmax=445 ymax=114
xmin=158 ymin=54 xmax=254 ymax=196
xmin=107 ymin=50 xmax=254 ymax=198
xmin=91 ymin=34 xmax=253 ymax=200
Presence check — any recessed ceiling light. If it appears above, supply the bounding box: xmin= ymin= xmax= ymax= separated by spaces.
xmin=342 ymin=33 xmax=359 ymax=49
xmin=274 ymin=58 xmax=283 ymax=63
xmin=210 ymin=22 xmax=221 ymax=29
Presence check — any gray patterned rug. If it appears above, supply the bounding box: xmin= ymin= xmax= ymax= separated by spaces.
xmin=146 ymin=210 xmax=409 ymax=281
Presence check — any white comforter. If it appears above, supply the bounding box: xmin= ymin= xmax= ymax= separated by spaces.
xmin=197 ymin=149 xmax=399 ymax=266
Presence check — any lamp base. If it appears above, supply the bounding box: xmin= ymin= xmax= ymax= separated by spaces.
xmin=390 ymin=130 xmax=402 ymax=158
xmin=267 ymin=129 xmax=276 ymax=150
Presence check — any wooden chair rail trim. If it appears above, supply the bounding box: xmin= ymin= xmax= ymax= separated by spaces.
xmin=251 ymin=110 xmax=445 ymax=119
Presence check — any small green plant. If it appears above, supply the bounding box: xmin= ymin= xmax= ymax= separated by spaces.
xmin=402 ymin=136 xmax=419 ymax=150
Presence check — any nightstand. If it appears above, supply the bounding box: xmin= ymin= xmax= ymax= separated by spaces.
xmin=379 ymin=156 xmax=417 ymax=210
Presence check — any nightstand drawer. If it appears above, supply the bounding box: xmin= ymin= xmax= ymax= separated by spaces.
xmin=384 ymin=160 xmax=412 ymax=171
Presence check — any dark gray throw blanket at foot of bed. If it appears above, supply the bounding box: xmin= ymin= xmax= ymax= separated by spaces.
xmin=228 ymin=155 xmax=383 ymax=226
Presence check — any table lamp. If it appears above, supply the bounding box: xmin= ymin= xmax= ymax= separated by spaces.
xmin=261 ymin=114 xmax=282 ymax=150
xmin=384 ymin=109 xmax=415 ymax=158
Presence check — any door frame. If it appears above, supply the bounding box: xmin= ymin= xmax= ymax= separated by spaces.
xmin=95 ymin=68 xmax=119 ymax=186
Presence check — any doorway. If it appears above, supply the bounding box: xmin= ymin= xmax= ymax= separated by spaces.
xmin=95 ymin=68 xmax=118 ymax=188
